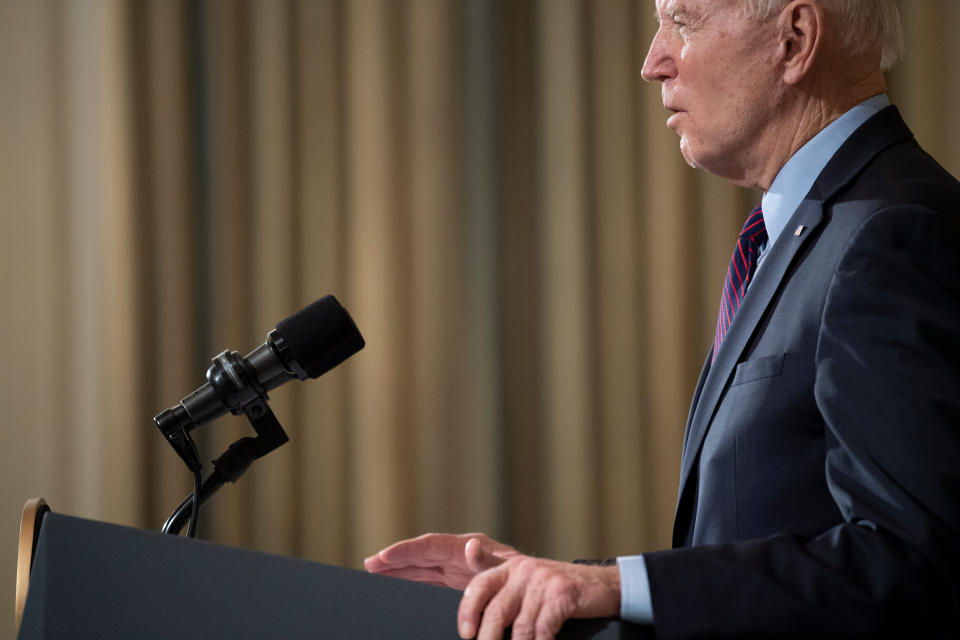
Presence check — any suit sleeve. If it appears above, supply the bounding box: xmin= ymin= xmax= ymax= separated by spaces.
xmin=643 ymin=205 xmax=960 ymax=639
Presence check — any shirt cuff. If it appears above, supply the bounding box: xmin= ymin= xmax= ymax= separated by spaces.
xmin=616 ymin=555 xmax=654 ymax=625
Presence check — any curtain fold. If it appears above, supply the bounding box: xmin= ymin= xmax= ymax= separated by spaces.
xmin=2 ymin=1 xmax=957 ymax=631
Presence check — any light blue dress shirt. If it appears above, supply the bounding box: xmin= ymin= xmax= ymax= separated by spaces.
xmin=616 ymin=93 xmax=891 ymax=626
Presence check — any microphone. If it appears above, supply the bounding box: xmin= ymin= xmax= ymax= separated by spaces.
xmin=154 ymin=295 xmax=365 ymax=467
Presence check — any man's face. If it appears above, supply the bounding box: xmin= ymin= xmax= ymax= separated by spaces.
xmin=642 ymin=0 xmax=783 ymax=182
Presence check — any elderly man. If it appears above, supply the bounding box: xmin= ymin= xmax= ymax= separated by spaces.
xmin=365 ymin=0 xmax=960 ymax=637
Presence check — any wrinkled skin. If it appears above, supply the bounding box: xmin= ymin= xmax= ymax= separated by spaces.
xmin=365 ymin=533 xmax=620 ymax=640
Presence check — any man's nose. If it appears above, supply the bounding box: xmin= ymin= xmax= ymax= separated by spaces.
xmin=641 ymin=29 xmax=675 ymax=82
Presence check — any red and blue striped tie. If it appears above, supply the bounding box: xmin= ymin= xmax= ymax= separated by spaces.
xmin=713 ymin=205 xmax=767 ymax=362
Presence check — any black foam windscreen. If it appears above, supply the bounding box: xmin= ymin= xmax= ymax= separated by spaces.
xmin=275 ymin=295 xmax=365 ymax=379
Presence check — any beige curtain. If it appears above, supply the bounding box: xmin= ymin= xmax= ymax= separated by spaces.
xmin=2 ymin=0 xmax=958 ymax=631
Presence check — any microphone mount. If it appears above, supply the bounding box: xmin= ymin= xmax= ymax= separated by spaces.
xmin=152 ymin=295 xmax=366 ymax=537
xmin=156 ymin=345 xmax=290 ymax=536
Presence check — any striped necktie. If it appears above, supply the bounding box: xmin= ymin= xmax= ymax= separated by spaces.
xmin=713 ymin=205 xmax=767 ymax=362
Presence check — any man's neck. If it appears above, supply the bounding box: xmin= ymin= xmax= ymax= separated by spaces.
xmin=748 ymin=71 xmax=888 ymax=191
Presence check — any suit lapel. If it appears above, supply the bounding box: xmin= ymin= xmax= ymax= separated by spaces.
xmin=676 ymin=201 xmax=826 ymax=502
xmin=680 ymin=351 xmax=712 ymax=462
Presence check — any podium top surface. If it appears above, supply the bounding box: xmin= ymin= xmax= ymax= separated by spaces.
xmin=18 ymin=513 xmax=653 ymax=640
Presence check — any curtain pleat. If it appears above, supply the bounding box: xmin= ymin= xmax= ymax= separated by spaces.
xmin=495 ymin=0 xmax=545 ymax=556
xmin=61 ymin=0 xmax=143 ymax=525
xmin=888 ymin=0 xmax=960 ymax=177
xmin=458 ymin=0 xmax=501 ymax=538
xmin=247 ymin=0 xmax=299 ymax=556
xmin=0 ymin=0 xmax=69 ymax=542
xmin=293 ymin=0 xmax=351 ymax=563
xmin=590 ymin=0 xmax=647 ymax=555
xmin=344 ymin=0 xmax=415 ymax=558
xmin=133 ymin=0 xmax=198 ymax=527
xmin=406 ymin=0 xmax=465 ymax=535
xmin=2 ymin=2 xmax=958 ymax=628
xmin=536 ymin=0 xmax=594 ymax=560
xmin=195 ymin=0 xmax=257 ymax=549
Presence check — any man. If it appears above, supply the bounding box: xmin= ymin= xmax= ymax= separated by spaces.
xmin=365 ymin=0 xmax=960 ymax=637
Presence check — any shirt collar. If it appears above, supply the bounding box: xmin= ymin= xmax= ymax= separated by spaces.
xmin=760 ymin=93 xmax=890 ymax=252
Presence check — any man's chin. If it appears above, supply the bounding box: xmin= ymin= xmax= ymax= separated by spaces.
xmin=678 ymin=139 xmax=700 ymax=170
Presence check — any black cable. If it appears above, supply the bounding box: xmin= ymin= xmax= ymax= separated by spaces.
xmin=186 ymin=468 xmax=201 ymax=538
xmin=162 ymin=473 xmax=227 ymax=535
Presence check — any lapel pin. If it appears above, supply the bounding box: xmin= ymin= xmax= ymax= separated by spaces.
xmin=794 ymin=225 xmax=806 ymax=237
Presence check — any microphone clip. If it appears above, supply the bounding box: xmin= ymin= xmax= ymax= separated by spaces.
xmin=211 ymin=399 xmax=289 ymax=484
xmin=207 ymin=349 xmax=268 ymax=415
xmin=205 ymin=348 xmax=290 ymax=481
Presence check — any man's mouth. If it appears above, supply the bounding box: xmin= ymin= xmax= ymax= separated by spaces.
xmin=666 ymin=107 xmax=684 ymax=128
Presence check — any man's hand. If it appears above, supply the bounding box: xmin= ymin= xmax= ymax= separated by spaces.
xmin=364 ymin=532 xmax=519 ymax=589
xmin=365 ymin=533 xmax=621 ymax=639
xmin=457 ymin=554 xmax=620 ymax=640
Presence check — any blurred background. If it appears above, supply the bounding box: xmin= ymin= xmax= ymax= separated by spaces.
xmin=1 ymin=0 xmax=958 ymax=634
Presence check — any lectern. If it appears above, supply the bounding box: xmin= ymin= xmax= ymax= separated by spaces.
xmin=16 ymin=503 xmax=654 ymax=639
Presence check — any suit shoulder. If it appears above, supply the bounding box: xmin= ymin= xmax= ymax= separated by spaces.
xmin=813 ymin=138 xmax=959 ymax=278
xmin=839 ymin=137 xmax=960 ymax=218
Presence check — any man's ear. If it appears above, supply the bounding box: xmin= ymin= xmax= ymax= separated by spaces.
xmin=778 ymin=0 xmax=824 ymax=85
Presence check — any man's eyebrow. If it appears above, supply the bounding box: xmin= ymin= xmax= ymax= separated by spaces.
xmin=654 ymin=0 xmax=687 ymax=25
xmin=655 ymin=0 xmax=680 ymax=18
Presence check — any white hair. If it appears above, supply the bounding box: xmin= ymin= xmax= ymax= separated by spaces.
xmin=740 ymin=0 xmax=904 ymax=70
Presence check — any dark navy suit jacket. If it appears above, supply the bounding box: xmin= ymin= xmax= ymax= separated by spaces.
xmin=644 ymin=106 xmax=960 ymax=638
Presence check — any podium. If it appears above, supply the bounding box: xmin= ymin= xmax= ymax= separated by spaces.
xmin=17 ymin=509 xmax=654 ymax=639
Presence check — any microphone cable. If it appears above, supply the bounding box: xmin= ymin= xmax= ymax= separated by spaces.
xmin=186 ymin=468 xmax=201 ymax=538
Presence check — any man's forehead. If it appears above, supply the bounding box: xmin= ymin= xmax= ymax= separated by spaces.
xmin=655 ymin=0 xmax=680 ymax=15
xmin=655 ymin=0 xmax=735 ymax=16
xmin=655 ymin=0 xmax=695 ymax=19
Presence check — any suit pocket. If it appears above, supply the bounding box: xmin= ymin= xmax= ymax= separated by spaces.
xmin=731 ymin=353 xmax=785 ymax=386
